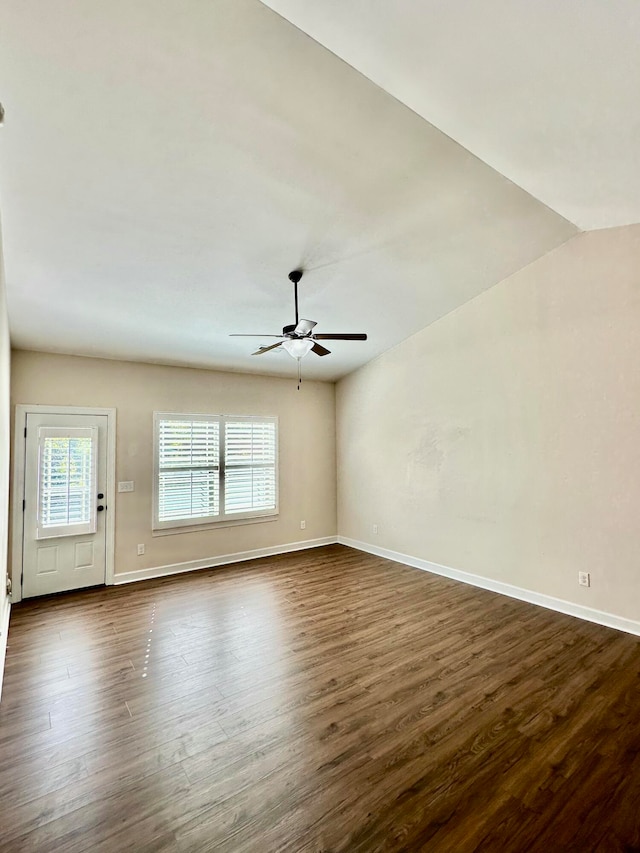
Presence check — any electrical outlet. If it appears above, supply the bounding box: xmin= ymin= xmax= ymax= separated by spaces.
xmin=372 ymin=524 xmax=378 ymax=535
xmin=578 ymin=571 xmax=590 ymax=587
xmin=118 ymin=481 xmax=134 ymax=493
xmin=137 ymin=544 xmax=145 ymax=556
xmin=300 ymin=520 xmax=306 ymax=530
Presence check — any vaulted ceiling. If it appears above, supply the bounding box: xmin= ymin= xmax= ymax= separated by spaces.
xmin=0 ymin=1 xmax=636 ymax=380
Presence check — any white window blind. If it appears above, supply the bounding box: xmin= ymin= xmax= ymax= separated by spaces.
xmin=157 ymin=418 xmax=220 ymax=525
xmin=225 ymin=419 xmax=277 ymax=515
xmin=37 ymin=426 xmax=98 ymax=539
xmin=154 ymin=413 xmax=278 ymax=530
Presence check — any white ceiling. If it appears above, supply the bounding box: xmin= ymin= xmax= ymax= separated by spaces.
xmin=261 ymin=0 xmax=640 ymax=231
xmin=2 ymin=0 xmax=630 ymax=381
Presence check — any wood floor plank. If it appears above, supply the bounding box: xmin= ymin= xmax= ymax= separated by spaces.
xmin=1 ymin=544 xmax=639 ymax=851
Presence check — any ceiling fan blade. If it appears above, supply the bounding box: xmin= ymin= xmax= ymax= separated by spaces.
xmin=294 ymin=319 xmax=317 ymax=336
xmin=311 ymin=343 xmax=331 ymax=357
xmin=230 ymin=334 xmax=283 ymax=338
xmin=313 ymin=333 xmax=368 ymax=341
xmin=252 ymin=342 xmax=283 ymax=355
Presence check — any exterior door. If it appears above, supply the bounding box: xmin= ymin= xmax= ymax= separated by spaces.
xmin=22 ymin=412 xmax=108 ymax=598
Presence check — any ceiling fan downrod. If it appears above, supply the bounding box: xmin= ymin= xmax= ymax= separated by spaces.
xmin=288 ymin=269 xmax=303 ymax=326
xmin=288 ymin=270 xmax=304 ymax=390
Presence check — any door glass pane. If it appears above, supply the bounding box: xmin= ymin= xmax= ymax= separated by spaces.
xmin=37 ymin=426 xmax=98 ymax=538
xmin=40 ymin=436 xmax=93 ymax=527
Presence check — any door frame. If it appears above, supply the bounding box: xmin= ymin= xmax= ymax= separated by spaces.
xmin=11 ymin=405 xmax=117 ymax=603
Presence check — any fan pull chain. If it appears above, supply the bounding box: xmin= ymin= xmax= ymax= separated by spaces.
xmin=297 ymin=357 xmax=302 ymax=390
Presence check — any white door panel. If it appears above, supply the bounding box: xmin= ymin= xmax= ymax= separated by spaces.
xmin=23 ymin=413 xmax=108 ymax=598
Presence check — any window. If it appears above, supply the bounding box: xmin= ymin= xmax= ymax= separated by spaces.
xmin=153 ymin=413 xmax=278 ymax=530
xmin=37 ymin=426 xmax=98 ymax=539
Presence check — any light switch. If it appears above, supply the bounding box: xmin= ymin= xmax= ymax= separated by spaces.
xmin=118 ymin=481 xmax=134 ymax=493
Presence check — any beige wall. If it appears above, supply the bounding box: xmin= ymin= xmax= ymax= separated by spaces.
xmin=11 ymin=352 xmax=336 ymax=579
xmin=337 ymin=225 xmax=640 ymax=622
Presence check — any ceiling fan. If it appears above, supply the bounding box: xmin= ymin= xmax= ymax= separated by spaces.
xmin=230 ymin=270 xmax=367 ymax=386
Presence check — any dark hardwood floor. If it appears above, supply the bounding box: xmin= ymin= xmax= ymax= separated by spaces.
xmin=1 ymin=544 xmax=639 ymax=852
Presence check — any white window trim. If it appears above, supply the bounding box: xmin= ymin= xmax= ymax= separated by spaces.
xmin=153 ymin=412 xmax=279 ymax=532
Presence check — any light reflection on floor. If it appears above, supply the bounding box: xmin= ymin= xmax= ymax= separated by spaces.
xmin=143 ymin=580 xmax=290 ymax=713
xmin=142 ymin=603 xmax=156 ymax=678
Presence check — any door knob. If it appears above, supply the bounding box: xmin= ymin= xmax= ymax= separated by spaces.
xmin=97 ymin=505 xmax=105 ymax=512
xmin=97 ymin=493 xmax=104 ymax=499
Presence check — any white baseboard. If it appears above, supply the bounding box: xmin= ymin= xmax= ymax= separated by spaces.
xmin=0 ymin=595 xmax=11 ymax=702
xmin=113 ymin=536 xmax=338 ymax=585
xmin=338 ymin=536 xmax=640 ymax=638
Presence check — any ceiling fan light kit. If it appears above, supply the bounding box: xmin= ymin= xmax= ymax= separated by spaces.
xmin=282 ymin=338 xmax=314 ymax=359
xmin=230 ymin=269 xmax=368 ymax=389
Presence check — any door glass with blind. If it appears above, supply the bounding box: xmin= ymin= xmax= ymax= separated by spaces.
xmin=37 ymin=427 xmax=98 ymax=539
xmin=154 ymin=413 xmax=278 ymax=530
